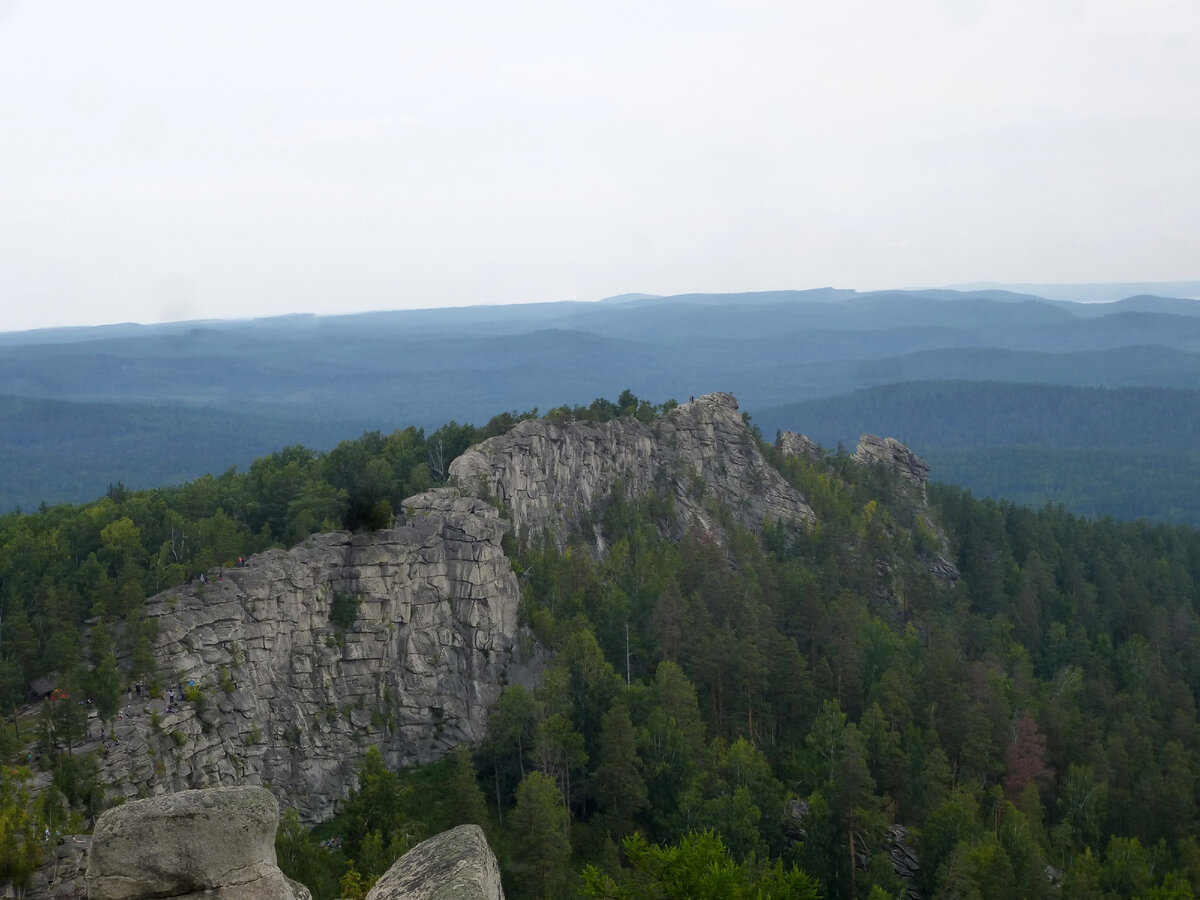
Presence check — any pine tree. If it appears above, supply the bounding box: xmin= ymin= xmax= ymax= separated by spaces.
xmin=445 ymin=744 xmax=490 ymax=834
xmin=592 ymin=702 xmax=647 ymax=840
xmin=508 ymin=771 xmax=571 ymax=900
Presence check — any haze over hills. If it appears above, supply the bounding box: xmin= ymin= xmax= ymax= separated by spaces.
xmin=2 ymin=284 xmax=1200 ymax=520
xmin=755 ymin=382 xmax=1200 ymax=523
xmin=946 ymin=280 xmax=1200 ymax=303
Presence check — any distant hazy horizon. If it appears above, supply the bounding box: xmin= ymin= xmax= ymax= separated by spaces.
xmin=3 ymin=3 xmax=1198 ymax=333
xmin=3 ymin=281 xmax=1200 ymax=338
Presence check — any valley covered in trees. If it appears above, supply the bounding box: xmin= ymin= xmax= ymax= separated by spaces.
xmin=2 ymin=393 xmax=1200 ymax=897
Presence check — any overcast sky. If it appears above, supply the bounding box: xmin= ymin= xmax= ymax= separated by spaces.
xmin=1 ymin=1 xmax=1197 ymax=332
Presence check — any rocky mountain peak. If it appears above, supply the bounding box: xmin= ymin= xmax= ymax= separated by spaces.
xmin=450 ymin=391 xmax=814 ymax=550
xmin=854 ymin=433 xmax=931 ymax=486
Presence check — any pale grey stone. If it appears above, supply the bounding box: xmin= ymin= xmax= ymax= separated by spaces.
xmin=92 ymin=489 xmax=524 ymax=823
xmin=776 ymin=430 xmax=822 ymax=459
xmin=85 ymin=786 xmax=311 ymax=900
xmin=451 ymin=391 xmax=814 ymax=552
xmin=365 ymin=825 xmax=504 ymax=900
xmin=853 ymin=433 xmax=931 ymax=486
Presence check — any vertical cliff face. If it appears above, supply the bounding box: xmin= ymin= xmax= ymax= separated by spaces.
xmin=450 ymin=392 xmax=814 ymax=549
xmin=97 ymin=490 xmax=525 ymax=822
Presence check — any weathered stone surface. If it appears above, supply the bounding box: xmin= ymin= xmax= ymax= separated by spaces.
xmin=85 ymin=786 xmax=311 ymax=900
xmin=26 ymin=834 xmax=91 ymax=899
xmin=94 ymin=489 xmax=525 ymax=823
xmin=451 ymin=392 xmax=813 ymax=550
xmin=365 ymin=824 xmax=504 ymax=900
xmin=853 ymin=434 xmax=931 ymax=486
xmin=777 ymin=430 xmax=822 ymax=459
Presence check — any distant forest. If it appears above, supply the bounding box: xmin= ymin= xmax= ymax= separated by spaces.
xmin=4 ymin=288 xmax=1200 ymax=523
xmin=756 ymin=382 xmax=1200 ymax=525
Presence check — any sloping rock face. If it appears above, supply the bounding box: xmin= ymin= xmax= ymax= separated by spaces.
xmin=365 ymin=824 xmax=504 ymax=900
xmin=85 ymin=786 xmax=311 ymax=900
xmin=777 ymin=430 xmax=822 ymax=459
xmin=451 ymin=392 xmax=813 ymax=549
xmin=97 ymin=490 xmax=524 ymax=822
xmin=854 ymin=434 xmax=931 ymax=486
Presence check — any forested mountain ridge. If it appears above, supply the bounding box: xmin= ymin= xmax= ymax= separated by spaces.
xmin=5 ymin=391 xmax=1200 ymax=898
xmin=756 ymin=382 xmax=1200 ymax=524
xmin=4 ymin=286 xmax=1200 ymax=519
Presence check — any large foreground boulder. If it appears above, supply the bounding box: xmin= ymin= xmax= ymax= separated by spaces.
xmin=85 ymin=786 xmax=310 ymax=900
xmin=366 ymin=824 xmax=504 ymax=900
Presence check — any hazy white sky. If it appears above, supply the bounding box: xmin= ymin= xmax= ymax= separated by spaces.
xmin=1 ymin=1 xmax=1197 ymax=332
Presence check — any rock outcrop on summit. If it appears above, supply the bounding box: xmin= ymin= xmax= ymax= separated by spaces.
xmin=776 ymin=430 xmax=822 ymax=459
xmin=451 ymin=392 xmax=814 ymax=550
xmin=854 ymin=433 xmax=931 ymax=486
xmin=96 ymin=489 xmax=524 ymax=822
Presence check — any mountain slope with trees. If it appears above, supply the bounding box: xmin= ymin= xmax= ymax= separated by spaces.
xmin=4 ymin=287 xmax=1200 ymax=518
xmin=756 ymin=382 xmax=1200 ymax=523
xmin=3 ymin=393 xmax=1200 ymax=897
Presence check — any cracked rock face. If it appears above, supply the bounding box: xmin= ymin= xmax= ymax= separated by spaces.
xmin=854 ymin=433 xmax=931 ymax=486
xmin=849 ymin=434 xmax=931 ymax=487
xmin=365 ymin=824 xmax=504 ymax=900
xmin=98 ymin=489 xmax=524 ymax=822
xmin=777 ymin=431 xmax=822 ymax=459
xmin=451 ymin=392 xmax=814 ymax=549
xmin=85 ymin=786 xmax=311 ymax=900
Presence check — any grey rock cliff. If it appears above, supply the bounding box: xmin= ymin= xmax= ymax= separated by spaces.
xmin=85 ymin=786 xmax=311 ymax=900
xmin=365 ymin=824 xmax=504 ymax=900
xmin=97 ymin=489 xmax=524 ymax=822
xmin=451 ymin=392 xmax=814 ymax=549
xmin=776 ymin=430 xmax=822 ymax=459
xmin=854 ymin=434 xmax=931 ymax=486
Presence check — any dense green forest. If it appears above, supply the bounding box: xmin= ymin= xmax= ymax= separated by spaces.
xmin=3 ymin=394 xmax=1200 ymax=897
xmin=756 ymin=382 xmax=1200 ymax=525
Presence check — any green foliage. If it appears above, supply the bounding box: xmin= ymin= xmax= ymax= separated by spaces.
xmin=91 ymin=653 xmax=122 ymax=723
xmin=329 ymin=591 xmax=360 ymax=638
xmin=580 ymin=830 xmax=819 ymax=900
xmin=338 ymin=746 xmax=420 ymax=867
xmin=444 ymin=745 xmax=490 ymax=834
xmin=758 ymin=381 xmax=1200 ymax=526
xmin=275 ymin=807 xmax=344 ymax=900
xmin=591 ymin=702 xmax=647 ymax=840
xmin=12 ymin=392 xmax=1200 ymax=899
xmin=506 ymin=771 xmax=572 ymax=900
xmin=0 ymin=766 xmax=42 ymax=893
xmin=183 ymin=684 xmax=204 ymax=714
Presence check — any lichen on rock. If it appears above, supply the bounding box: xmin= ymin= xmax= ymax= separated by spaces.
xmin=365 ymin=824 xmax=504 ymax=900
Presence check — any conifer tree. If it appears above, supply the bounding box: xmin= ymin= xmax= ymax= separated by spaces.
xmin=508 ymin=771 xmax=571 ymax=900
xmin=592 ymin=702 xmax=647 ymax=840
xmin=445 ymin=744 xmax=490 ymax=834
